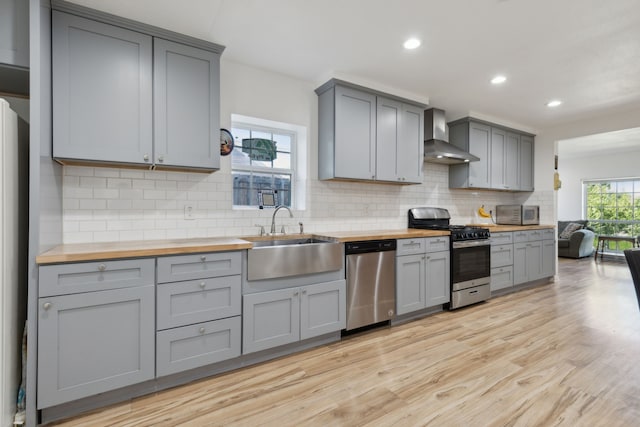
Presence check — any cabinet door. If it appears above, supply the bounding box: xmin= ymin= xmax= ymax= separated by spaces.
xmin=425 ymin=251 xmax=450 ymax=307
xmin=52 ymin=11 xmax=153 ymax=165
xmin=300 ymin=280 xmax=346 ymax=340
xmin=505 ymin=132 xmax=520 ymax=190
xmin=396 ymin=254 xmax=426 ymax=315
xmin=242 ymin=288 xmax=300 ymax=354
xmin=519 ymin=135 xmax=534 ymax=191
xmin=0 ymin=0 xmax=29 ymax=67
xmin=528 ymin=240 xmax=543 ymax=280
xmin=37 ymin=286 xmax=155 ymax=408
xmin=375 ymin=96 xmax=401 ymax=182
xmin=397 ymin=103 xmax=424 ymax=184
xmin=490 ymin=127 xmax=506 ymax=189
xmin=468 ymin=122 xmax=491 ymax=188
xmin=513 ymin=242 xmax=528 ymax=285
xmin=334 ymin=86 xmax=376 ymax=180
xmin=541 ymin=239 xmax=556 ymax=278
xmin=154 ymin=38 xmax=220 ymax=170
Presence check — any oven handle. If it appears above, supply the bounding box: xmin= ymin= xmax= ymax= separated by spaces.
xmin=452 ymin=239 xmax=491 ymax=249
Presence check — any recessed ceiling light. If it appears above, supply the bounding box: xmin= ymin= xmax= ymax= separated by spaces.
xmin=491 ymin=75 xmax=507 ymax=84
xmin=403 ymin=38 xmax=421 ymax=50
xmin=546 ymin=100 xmax=562 ymax=107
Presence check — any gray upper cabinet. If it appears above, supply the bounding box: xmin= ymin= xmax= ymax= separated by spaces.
xmin=0 ymin=0 xmax=29 ymax=68
xmin=153 ymin=38 xmax=220 ymax=170
xmin=52 ymin=11 xmax=153 ymax=165
xmin=316 ymin=79 xmax=425 ymax=184
xmin=52 ymin=8 xmax=222 ymax=171
xmin=449 ymin=117 xmax=535 ymax=191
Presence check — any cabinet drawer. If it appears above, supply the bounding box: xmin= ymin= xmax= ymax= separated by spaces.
xmin=396 ymin=238 xmax=426 ymax=256
xmin=157 ymin=251 xmax=241 ymax=283
xmin=512 ymin=231 xmax=530 ymax=243
xmin=491 ymin=266 xmax=513 ymax=291
xmin=157 ymin=275 xmax=241 ymax=330
xmin=491 ymin=232 xmax=513 ymax=245
xmin=39 ymin=259 xmax=155 ymax=297
xmin=541 ymin=228 xmax=556 ymax=240
xmin=491 ymin=245 xmax=514 ymax=268
xmin=156 ymin=316 xmax=241 ymax=377
xmin=425 ymin=236 xmax=449 ymax=253
xmin=528 ymin=229 xmax=545 ymax=241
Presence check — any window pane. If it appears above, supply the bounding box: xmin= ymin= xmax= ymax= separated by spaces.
xmin=273 ymin=152 xmax=291 ymax=169
xmin=273 ymin=134 xmax=292 ymax=152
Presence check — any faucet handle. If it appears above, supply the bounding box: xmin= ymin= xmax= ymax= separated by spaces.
xmin=255 ymin=224 xmax=265 ymax=236
xmin=280 ymin=225 xmax=286 ymax=234
xmin=299 ymin=222 xmax=304 ymax=234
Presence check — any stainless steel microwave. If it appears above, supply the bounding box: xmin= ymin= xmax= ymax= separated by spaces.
xmin=495 ymin=205 xmax=540 ymax=225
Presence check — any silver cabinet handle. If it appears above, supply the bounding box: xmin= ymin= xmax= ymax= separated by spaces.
xmin=199 ymin=282 xmax=206 ymax=289
xmin=199 ymin=327 xmax=205 ymax=334
xmin=157 ymin=156 xmax=164 ymax=163
xmin=143 ymin=154 xmax=149 ymax=162
xmin=293 ymin=291 xmax=299 ymax=297
xmin=302 ymin=290 xmax=307 ymax=295
xmin=200 ymin=255 xmax=206 ymax=261
xmin=43 ymin=302 xmax=52 ymax=310
xmin=98 ymin=264 xmax=106 ymax=271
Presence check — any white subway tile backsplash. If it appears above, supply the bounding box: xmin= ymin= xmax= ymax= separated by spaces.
xmin=61 ymin=165 xmax=550 ymax=244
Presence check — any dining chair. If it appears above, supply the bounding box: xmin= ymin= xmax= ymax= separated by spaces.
xmin=623 ymin=248 xmax=640 ymax=310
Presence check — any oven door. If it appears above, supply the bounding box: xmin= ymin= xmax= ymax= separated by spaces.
xmin=451 ymin=240 xmax=491 ymax=290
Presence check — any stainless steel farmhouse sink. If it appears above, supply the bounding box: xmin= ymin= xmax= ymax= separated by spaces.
xmin=247 ymin=237 xmax=343 ymax=280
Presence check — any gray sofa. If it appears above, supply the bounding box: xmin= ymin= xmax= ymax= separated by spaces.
xmin=557 ymin=220 xmax=595 ymax=258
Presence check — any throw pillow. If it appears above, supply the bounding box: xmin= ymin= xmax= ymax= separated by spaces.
xmin=559 ymin=222 xmax=584 ymax=239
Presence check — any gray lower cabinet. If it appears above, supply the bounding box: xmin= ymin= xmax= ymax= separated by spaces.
xmin=396 ymin=237 xmax=450 ymax=315
xmin=52 ymin=10 xmax=221 ymax=171
xmin=513 ymin=229 xmax=555 ymax=285
xmin=316 ymin=79 xmax=425 ymax=184
xmin=155 ymin=251 xmax=242 ymax=377
xmin=243 ymin=279 xmax=346 ymax=354
xmin=37 ymin=285 xmax=155 ymax=408
xmin=491 ymin=232 xmax=514 ymax=292
xmin=448 ymin=117 xmax=535 ymax=191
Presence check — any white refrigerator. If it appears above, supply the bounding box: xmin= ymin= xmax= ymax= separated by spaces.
xmin=0 ymin=98 xmax=21 ymax=427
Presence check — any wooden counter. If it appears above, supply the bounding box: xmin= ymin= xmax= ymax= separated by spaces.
xmin=36 ymin=237 xmax=254 ymax=264
xmin=36 ymin=229 xmax=451 ymax=264
xmin=467 ymin=224 xmax=556 ymax=233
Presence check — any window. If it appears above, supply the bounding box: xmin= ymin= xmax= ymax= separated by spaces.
xmin=231 ymin=121 xmax=295 ymax=208
xmin=584 ymin=179 xmax=640 ymax=251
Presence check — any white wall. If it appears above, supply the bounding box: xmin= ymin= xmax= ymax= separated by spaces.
xmin=557 ymin=150 xmax=640 ymax=220
xmin=533 ymin=106 xmax=640 ymax=224
xmin=61 ymin=60 xmax=550 ymax=243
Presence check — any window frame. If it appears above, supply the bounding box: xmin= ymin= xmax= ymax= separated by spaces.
xmin=230 ymin=121 xmax=297 ymax=209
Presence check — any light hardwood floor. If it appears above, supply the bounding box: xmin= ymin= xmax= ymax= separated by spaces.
xmin=49 ymin=258 xmax=640 ymax=426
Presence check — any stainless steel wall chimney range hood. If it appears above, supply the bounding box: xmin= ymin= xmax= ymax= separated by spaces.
xmin=424 ymin=108 xmax=479 ymax=165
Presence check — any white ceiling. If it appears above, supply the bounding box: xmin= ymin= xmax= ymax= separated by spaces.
xmin=68 ymin=0 xmax=640 ymax=133
xmin=558 ymin=127 xmax=640 ymax=159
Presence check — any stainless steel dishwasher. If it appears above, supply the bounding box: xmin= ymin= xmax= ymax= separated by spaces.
xmin=345 ymin=239 xmax=396 ymax=330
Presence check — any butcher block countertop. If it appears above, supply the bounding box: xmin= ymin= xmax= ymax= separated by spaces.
xmin=37 ymin=227 xmax=555 ymax=264
xmin=36 ymin=237 xmax=254 ymax=264
xmin=36 ymin=229 xmax=451 ymax=264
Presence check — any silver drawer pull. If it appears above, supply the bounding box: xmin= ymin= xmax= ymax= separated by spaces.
xmin=199 ymin=282 xmax=206 ymax=289
xmin=200 ymin=255 xmax=206 ymax=261
xmin=143 ymin=154 xmax=149 ymax=162
xmin=98 ymin=264 xmax=106 ymax=271
xmin=43 ymin=302 xmax=52 ymax=310
xmin=199 ymin=327 xmax=205 ymax=334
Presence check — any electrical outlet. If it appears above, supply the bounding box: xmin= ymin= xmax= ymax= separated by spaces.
xmin=184 ymin=205 xmax=195 ymax=220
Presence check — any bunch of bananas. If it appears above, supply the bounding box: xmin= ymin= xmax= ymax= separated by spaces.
xmin=478 ymin=205 xmax=492 ymax=219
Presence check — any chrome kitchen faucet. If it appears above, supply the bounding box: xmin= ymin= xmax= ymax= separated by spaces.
xmin=270 ymin=205 xmax=293 ymax=234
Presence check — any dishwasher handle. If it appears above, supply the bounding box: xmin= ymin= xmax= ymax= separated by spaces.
xmin=345 ymin=239 xmax=397 ymax=255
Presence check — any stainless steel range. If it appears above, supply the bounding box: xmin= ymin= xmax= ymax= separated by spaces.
xmin=408 ymin=207 xmax=491 ymax=309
